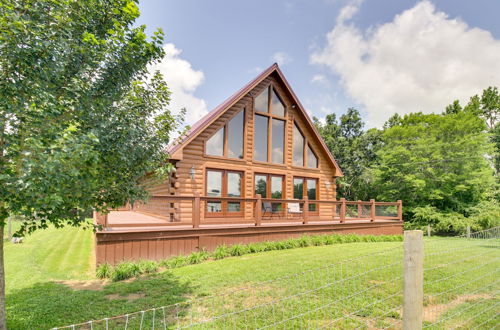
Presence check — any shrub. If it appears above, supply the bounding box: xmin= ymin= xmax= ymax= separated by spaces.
xmin=311 ymin=235 xmax=326 ymax=246
xmin=283 ymin=239 xmax=299 ymax=249
xmin=163 ymin=256 xmax=189 ymax=268
xmin=297 ymin=236 xmax=311 ymax=247
xmin=229 ymin=244 xmax=248 ymax=256
xmin=111 ymin=261 xmax=142 ymax=282
xmin=137 ymin=260 xmax=159 ymax=274
xmin=96 ymin=262 xmax=113 ymax=279
xmin=213 ymin=245 xmax=230 ymax=260
xmin=262 ymin=241 xmax=276 ymax=251
xmin=188 ymin=250 xmax=209 ymax=264
xmin=247 ymin=242 xmax=265 ymax=253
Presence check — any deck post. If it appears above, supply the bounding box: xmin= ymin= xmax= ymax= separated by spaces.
xmin=357 ymin=200 xmax=362 ymax=218
xmin=370 ymin=199 xmax=376 ymax=222
xmin=397 ymin=200 xmax=403 ymax=222
xmin=192 ymin=192 xmax=200 ymax=228
xmin=255 ymin=194 xmax=262 ymax=226
xmin=340 ymin=198 xmax=346 ymax=223
xmin=303 ymin=196 xmax=309 ymax=224
xmin=403 ymin=230 xmax=424 ymax=330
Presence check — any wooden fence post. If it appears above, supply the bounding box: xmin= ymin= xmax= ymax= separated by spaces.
xmin=357 ymin=200 xmax=362 ymax=218
xmin=303 ymin=196 xmax=309 ymax=224
xmin=370 ymin=199 xmax=376 ymax=222
xmin=340 ymin=198 xmax=346 ymax=223
xmin=427 ymin=225 xmax=431 ymax=237
xmin=466 ymin=225 xmax=471 ymax=239
xmin=255 ymin=194 xmax=262 ymax=226
xmin=403 ymin=230 xmax=424 ymax=330
xmin=192 ymin=192 xmax=200 ymax=228
xmin=397 ymin=200 xmax=403 ymax=222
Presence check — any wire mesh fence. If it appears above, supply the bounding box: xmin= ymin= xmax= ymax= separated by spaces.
xmin=54 ymin=227 xmax=499 ymax=329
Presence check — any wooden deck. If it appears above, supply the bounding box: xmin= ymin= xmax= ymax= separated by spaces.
xmin=96 ymin=206 xmax=403 ymax=265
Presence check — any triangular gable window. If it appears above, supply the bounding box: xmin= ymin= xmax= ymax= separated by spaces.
xmin=206 ymin=127 xmax=224 ymax=156
xmin=271 ymin=89 xmax=285 ymax=117
xmin=307 ymin=144 xmax=318 ymax=168
xmin=254 ymin=89 xmax=269 ymax=113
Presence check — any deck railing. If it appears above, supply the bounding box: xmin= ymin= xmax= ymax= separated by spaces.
xmin=96 ymin=195 xmax=403 ymax=229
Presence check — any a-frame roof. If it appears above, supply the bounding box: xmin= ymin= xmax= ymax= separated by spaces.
xmin=168 ymin=63 xmax=343 ymax=177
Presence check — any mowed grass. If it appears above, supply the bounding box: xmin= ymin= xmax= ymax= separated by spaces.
xmin=4 ymin=226 xmax=499 ymax=329
xmin=5 ymin=223 xmax=94 ymax=293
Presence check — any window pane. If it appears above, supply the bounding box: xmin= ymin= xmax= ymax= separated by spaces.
xmin=271 ymin=119 xmax=284 ymax=164
xmin=293 ymin=124 xmax=304 ymax=166
xmin=307 ymin=179 xmax=317 ymax=211
xmin=271 ymin=176 xmax=283 ymax=212
xmin=206 ymin=128 xmax=224 ymax=156
xmin=307 ymin=179 xmax=317 ymax=200
xmin=271 ymin=176 xmax=283 ymax=199
xmin=254 ymin=174 xmax=267 ymax=198
xmin=228 ymin=111 xmax=244 ymax=159
xmin=207 ymin=170 xmax=222 ymax=213
xmin=307 ymin=145 xmax=318 ymax=168
xmin=254 ymin=115 xmax=268 ymax=161
xmin=254 ymin=88 xmax=268 ymax=113
xmin=271 ymin=89 xmax=285 ymax=117
xmin=207 ymin=202 xmax=222 ymax=213
xmin=227 ymin=202 xmax=241 ymax=212
xmin=293 ymin=178 xmax=304 ymax=199
xmin=206 ymin=171 xmax=222 ymax=197
xmin=227 ymin=172 xmax=241 ymax=197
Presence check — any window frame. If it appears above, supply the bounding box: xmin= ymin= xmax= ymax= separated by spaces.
xmin=293 ymin=176 xmax=319 ymax=214
xmin=292 ymin=121 xmax=319 ymax=169
xmin=253 ymin=84 xmax=287 ymax=164
xmin=205 ymin=169 xmax=244 ymax=218
xmin=204 ymin=108 xmax=246 ymax=160
xmin=254 ymin=173 xmax=285 ymax=211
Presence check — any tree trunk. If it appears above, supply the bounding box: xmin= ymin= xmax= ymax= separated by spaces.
xmin=0 ymin=225 xmax=6 ymax=329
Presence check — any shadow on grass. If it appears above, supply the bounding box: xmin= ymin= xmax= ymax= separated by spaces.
xmin=7 ymin=271 xmax=195 ymax=329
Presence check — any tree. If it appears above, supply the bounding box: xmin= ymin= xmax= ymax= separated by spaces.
xmin=447 ymin=87 xmax=500 ymax=175
xmin=372 ymin=111 xmax=494 ymax=220
xmin=0 ymin=1 xmax=182 ymax=327
xmin=315 ymin=108 xmax=381 ymax=200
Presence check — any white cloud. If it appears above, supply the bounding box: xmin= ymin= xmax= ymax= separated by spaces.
xmin=311 ymin=74 xmax=330 ymax=86
xmin=311 ymin=0 xmax=500 ymax=127
xmin=271 ymin=52 xmax=293 ymax=66
xmin=149 ymin=43 xmax=208 ymax=126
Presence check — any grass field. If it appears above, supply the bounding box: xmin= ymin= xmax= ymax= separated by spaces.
xmin=4 ymin=225 xmax=499 ymax=329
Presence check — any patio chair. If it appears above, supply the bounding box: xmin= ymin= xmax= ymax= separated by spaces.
xmin=287 ymin=202 xmax=302 ymax=220
xmin=262 ymin=202 xmax=281 ymax=220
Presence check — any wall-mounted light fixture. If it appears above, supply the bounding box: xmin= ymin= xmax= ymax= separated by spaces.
xmin=189 ymin=165 xmax=196 ymax=180
xmin=325 ymin=181 xmax=331 ymax=190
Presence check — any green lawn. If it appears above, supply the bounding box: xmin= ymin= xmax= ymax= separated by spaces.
xmin=4 ymin=226 xmax=499 ymax=329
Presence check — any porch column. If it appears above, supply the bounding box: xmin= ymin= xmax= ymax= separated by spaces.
xmin=255 ymin=194 xmax=262 ymax=226
xmin=370 ymin=199 xmax=376 ymax=222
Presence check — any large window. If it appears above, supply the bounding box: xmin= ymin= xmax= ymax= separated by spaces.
xmin=253 ymin=86 xmax=286 ymax=163
xmin=254 ymin=115 xmax=268 ymax=162
xmin=293 ymin=124 xmax=304 ymax=166
xmin=206 ymin=109 xmax=245 ymax=159
xmin=293 ymin=122 xmax=319 ymax=168
xmin=293 ymin=177 xmax=318 ymax=212
xmin=206 ymin=169 xmax=243 ymax=216
xmin=254 ymin=174 xmax=284 ymax=211
xmin=272 ymin=119 xmax=285 ymax=163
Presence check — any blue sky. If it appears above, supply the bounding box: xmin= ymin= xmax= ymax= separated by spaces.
xmin=137 ymin=0 xmax=500 ymax=127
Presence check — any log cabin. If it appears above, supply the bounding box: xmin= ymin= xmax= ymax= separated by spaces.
xmin=95 ymin=63 xmax=403 ymax=265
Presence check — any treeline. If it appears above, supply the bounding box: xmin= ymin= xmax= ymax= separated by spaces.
xmin=315 ymin=87 xmax=499 ymax=235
